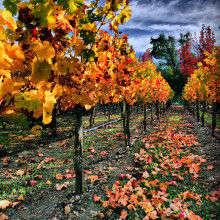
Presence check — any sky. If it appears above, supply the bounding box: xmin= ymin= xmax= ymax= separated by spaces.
xmin=0 ymin=0 xmax=219 ymax=56
xmin=119 ymin=0 xmax=220 ymax=55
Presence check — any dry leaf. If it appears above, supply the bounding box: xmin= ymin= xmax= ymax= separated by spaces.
xmin=142 ymin=171 xmax=149 ymax=179
xmin=207 ymin=165 xmax=214 ymax=170
xmin=0 ymin=200 xmax=10 ymax=209
xmin=65 ymin=205 xmax=71 ymax=214
xmin=120 ymin=209 xmax=128 ymax=220
xmin=98 ymin=212 xmax=104 ymax=219
xmin=94 ymin=194 xmax=101 ymax=202
xmin=46 ymin=180 xmax=52 ymax=185
xmin=0 ymin=213 xmax=9 ymax=220
xmin=88 ymin=175 xmax=99 ymax=183
xmin=16 ymin=169 xmax=25 ymax=176
xmin=55 ymin=174 xmax=64 ymax=180
xmin=56 ymin=184 xmax=67 ymax=191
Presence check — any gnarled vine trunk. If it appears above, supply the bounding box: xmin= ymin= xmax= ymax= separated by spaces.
xmin=211 ymin=103 xmax=217 ymax=137
xmin=201 ymin=101 xmax=206 ymax=127
xmin=143 ymin=102 xmax=147 ymax=131
xmin=74 ymin=106 xmax=84 ymax=195
xmin=121 ymin=99 xmax=131 ymax=146
xmin=196 ymin=98 xmax=200 ymax=122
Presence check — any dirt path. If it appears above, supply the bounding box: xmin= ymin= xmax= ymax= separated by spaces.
xmin=1 ymin=107 xmax=219 ymax=219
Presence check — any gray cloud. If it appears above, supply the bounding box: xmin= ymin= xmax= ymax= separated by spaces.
xmin=121 ymin=0 xmax=220 ymax=53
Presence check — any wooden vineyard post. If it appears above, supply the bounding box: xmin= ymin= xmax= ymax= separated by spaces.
xmin=89 ymin=107 xmax=95 ymax=128
xmin=201 ymin=101 xmax=206 ymax=127
xmin=108 ymin=103 xmax=111 ymax=122
xmin=51 ymin=105 xmax=57 ymax=137
xmin=150 ymin=104 xmax=153 ymax=125
xmin=156 ymin=100 xmax=160 ymax=121
xmin=122 ymin=100 xmax=128 ymax=146
xmin=196 ymin=98 xmax=200 ymax=122
xmin=211 ymin=103 xmax=217 ymax=137
xmin=143 ymin=102 xmax=147 ymax=131
xmin=126 ymin=102 xmax=131 ymax=146
xmin=74 ymin=106 xmax=84 ymax=195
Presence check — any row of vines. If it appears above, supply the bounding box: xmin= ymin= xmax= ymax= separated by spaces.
xmin=0 ymin=0 xmax=173 ymax=195
xmin=182 ymin=47 xmax=220 ymax=136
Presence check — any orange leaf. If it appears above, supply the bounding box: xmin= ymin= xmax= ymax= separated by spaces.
xmin=94 ymin=194 xmax=101 ymax=202
xmin=142 ymin=171 xmax=149 ymax=179
xmin=56 ymin=184 xmax=67 ymax=191
xmin=18 ymin=196 xmax=24 ymax=201
xmin=88 ymin=175 xmax=99 ymax=183
xmin=147 ymin=210 xmax=158 ymax=219
xmin=207 ymin=165 xmax=214 ymax=170
xmin=100 ymin=151 xmax=108 ymax=156
xmin=46 ymin=180 xmax=52 ymax=185
xmin=210 ymin=197 xmax=218 ymax=202
xmin=120 ymin=209 xmax=128 ymax=220
xmin=0 ymin=213 xmax=9 ymax=220
xmin=103 ymin=201 xmax=110 ymax=208
xmin=98 ymin=212 xmax=104 ymax=219
xmin=0 ymin=200 xmax=10 ymax=209
xmin=139 ymin=201 xmax=154 ymax=213
xmin=55 ymin=174 xmax=64 ymax=180
xmin=205 ymin=195 xmax=210 ymax=199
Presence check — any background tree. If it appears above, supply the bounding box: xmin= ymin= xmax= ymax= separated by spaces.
xmin=150 ymin=33 xmax=182 ymax=99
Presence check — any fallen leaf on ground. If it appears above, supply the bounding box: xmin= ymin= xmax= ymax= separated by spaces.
xmin=94 ymin=194 xmax=101 ymax=202
xmin=65 ymin=205 xmax=71 ymax=214
xmin=207 ymin=165 xmax=214 ymax=170
xmin=100 ymin=151 xmax=108 ymax=156
xmin=98 ymin=212 xmax=104 ymax=218
xmin=88 ymin=175 xmax=99 ymax=183
xmin=0 ymin=200 xmax=10 ymax=209
xmin=16 ymin=170 xmax=25 ymax=176
xmin=55 ymin=174 xmax=64 ymax=180
xmin=56 ymin=184 xmax=67 ymax=191
xmin=3 ymin=157 xmax=9 ymax=166
xmin=120 ymin=209 xmax=128 ymax=220
xmin=0 ymin=213 xmax=8 ymax=220
xmin=30 ymin=181 xmax=37 ymax=186
xmin=46 ymin=180 xmax=52 ymax=185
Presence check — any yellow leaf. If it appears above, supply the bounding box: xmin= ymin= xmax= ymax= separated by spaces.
xmin=0 ymin=77 xmax=14 ymax=96
xmin=0 ymin=69 xmax=11 ymax=78
xmin=33 ymin=41 xmax=55 ymax=60
xmin=43 ymin=91 xmax=56 ymax=124
xmin=118 ymin=7 xmax=132 ymax=24
xmin=30 ymin=125 xmax=42 ymax=136
xmin=1 ymin=10 xmax=17 ymax=31
xmin=31 ymin=59 xmax=51 ymax=83
xmin=85 ymin=104 xmax=92 ymax=110
xmin=65 ymin=205 xmax=71 ymax=214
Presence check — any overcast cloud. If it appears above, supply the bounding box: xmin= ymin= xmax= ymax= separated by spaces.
xmin=120 ymin=0 xmax=220 ymax=54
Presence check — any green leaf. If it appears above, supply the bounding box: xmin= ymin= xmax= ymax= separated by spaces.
xmin=3 ymin=0 xmax=21 ymax=16
xmin=57 ymin=0 xmax=84 ymax=15
xmin=14 ymin=92 xmax=42 ymax=112
xmin=81 ymin=48 xmax=95 ymax=62
xmin=32 ymin=6 xmax=56 ymax=28
xmin=80 ymin=29 xmax=96 ymax=45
